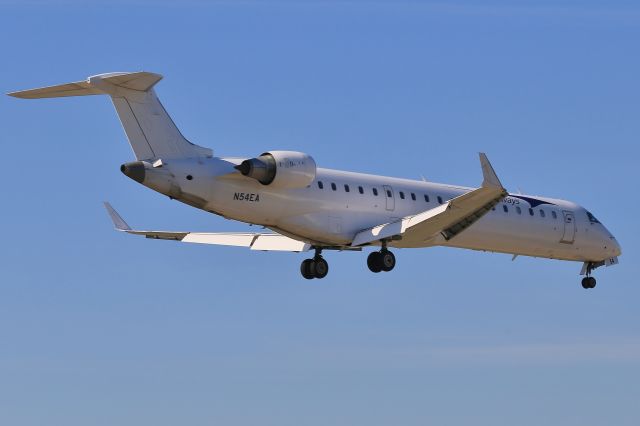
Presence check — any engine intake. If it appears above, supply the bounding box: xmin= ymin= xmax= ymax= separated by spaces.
xmin=235 ymin=151 xmax=316 ymax=189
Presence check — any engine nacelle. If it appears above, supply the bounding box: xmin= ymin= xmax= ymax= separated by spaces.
xmin=235 ymin=151 xmax=316 ymax=189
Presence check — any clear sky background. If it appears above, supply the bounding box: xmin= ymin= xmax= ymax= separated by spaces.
xmin=1 ymin=1 xmax=639 ymax=425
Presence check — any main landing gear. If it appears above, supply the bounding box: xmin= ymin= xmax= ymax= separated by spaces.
xmin=367 ymin=249 xmax=396 ymax=273
xmin=300 ymin=248 xmax=329 ymax=280
xmin=299 ymin=246 xmax=398 ymax=279
xmin=581 ymin=262 xmax=597 ymax=289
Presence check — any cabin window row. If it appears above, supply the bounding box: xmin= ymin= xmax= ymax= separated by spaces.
xmin=316 ymin=181 xmax=445 ymax=204
xmin=495 ymin=204 xmax=558 ymax=219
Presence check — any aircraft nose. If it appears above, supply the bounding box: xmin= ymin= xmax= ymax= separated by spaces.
xmin=611 ymin=237 xmax=622 ymax=257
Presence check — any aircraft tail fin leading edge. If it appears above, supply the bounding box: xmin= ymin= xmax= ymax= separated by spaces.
xmin=8 ymin=72 xmax=212 ymax=161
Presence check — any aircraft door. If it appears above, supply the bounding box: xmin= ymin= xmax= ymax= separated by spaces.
xmin=383 ymin=185 xmax=395 ymax=211
xmin=329 ymin=215 xmax=342 ymax=234
xmin=560 ymin=210 xmax=576 ymax=244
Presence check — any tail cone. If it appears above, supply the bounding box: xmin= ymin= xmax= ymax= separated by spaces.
xmin=120 ymin=161 xmax=146 ymax=183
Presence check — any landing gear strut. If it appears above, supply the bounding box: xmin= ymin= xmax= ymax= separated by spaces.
xmin=581 ymin=262 xmax=597 ymax=289
xmin=300 ymin=247 xmax=329 ymax=280
xmin=367 ymin=242 xmax=396 ymax=273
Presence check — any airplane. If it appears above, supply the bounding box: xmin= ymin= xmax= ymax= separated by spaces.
xmin=8 ymin=71 xmax=621 ymax=288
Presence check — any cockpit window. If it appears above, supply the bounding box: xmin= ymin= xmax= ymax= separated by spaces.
xmin=586 ymin=211 xmax=600 ymax=224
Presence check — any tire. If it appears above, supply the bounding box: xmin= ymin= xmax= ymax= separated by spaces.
xmin=380 ymin=251 xmax=396 ymax=272
xmin=300 ymin=259 xmax=315 ymax=280
xmin=581 ymin=277 xmax=590 ymax=289
xmin=314 ymin=257 xmax=329 ymax=279
xmin=367 ymin=252 xmax=382 ymax=273
xmin=588 ymin=277 xmax=597 ymax=289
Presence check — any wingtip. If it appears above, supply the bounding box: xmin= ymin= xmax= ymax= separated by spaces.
xmin=103 ymin=201 xmax=131 ymax=231
xmin=479 ymin=152 xmax=504 ymax=189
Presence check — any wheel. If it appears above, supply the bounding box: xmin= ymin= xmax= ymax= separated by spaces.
xmin=313 ymin=257 xmax=329 ymax=279
xmin=367 ymin=252 xmax=382 ymax=273
xmin=300 ymin=259 xmax=315 ymax=280
xmin=581 ymin=277 xmax=590 ymax=289
xmin=581 ymin=276 xmax=597 ymax=289
xmin=380 ymin=250 xmax=396 ymax=272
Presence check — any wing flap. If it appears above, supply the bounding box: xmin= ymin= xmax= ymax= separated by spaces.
xmin=250 ymin=234 xmax=309 ymax=251
xmin=182 ymin=233 xmax=257 ymax=246
xmin=104 ymin=203 xmax=310 ymax=252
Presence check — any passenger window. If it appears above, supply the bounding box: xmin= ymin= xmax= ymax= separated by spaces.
xmin=331 ymin=183 xmax=337 ymax=191
xmin=317 ymin=181 xmax=323 ymax=189
xmin=503 ymin=205 xmax=508 ymax=213
xmin=399 ymin=191 xmax=405 ymax=200
xmin=552 ymin=211 xmax=558 ymax=219
xmin=529 ymin=208 xmax=534 ymax=216
xmin=358 ymin=186 xmax=364 ymax=194
xmin=344 ymin=184 xmax=350 ymax=192
xmin=373 ymin=188 xmax=378 ymax=196
xmin=540 ymin=210 xmax=546 ymax=218
xmin=437 ymin=196 xmax=443 ymax=204
xmin=386 ymin=189 xmax=392 ymax=197
xmin=516 ymin=206 xmax=521 ymax=214
xmin=411 ymin=193 xmax=416 ymax=201
xmin=424 ymin=194 xmax=430 ymax=202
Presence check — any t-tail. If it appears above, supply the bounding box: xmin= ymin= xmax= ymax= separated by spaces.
xmin=8 ymin=72 xmax=212 ymax=161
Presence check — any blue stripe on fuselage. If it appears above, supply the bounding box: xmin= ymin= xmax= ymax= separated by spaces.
xmin=509 ymin=195 xmax=555 ymax=208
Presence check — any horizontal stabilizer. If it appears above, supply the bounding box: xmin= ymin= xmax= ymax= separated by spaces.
xmin=7 ymin=72 xmax=163 ymax=99
xmin=93 ymin=72 xmax=163 ymax=92
xmin=8 ymin=80 xmax=102 ymax=99
xmin=8 ymin=71 xmax=211 ymax=161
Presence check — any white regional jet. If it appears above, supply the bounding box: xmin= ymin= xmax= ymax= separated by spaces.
xmin=9 ymin=72 xmax=621 ymax=288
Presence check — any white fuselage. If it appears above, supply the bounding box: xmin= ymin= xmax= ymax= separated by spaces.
xmin=9 ymin=70 xmax=622 ymax=282
xmin=144 ymin=156 xmax=620 ymax=264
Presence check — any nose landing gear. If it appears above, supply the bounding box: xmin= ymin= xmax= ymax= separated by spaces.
xmin=581 ymin=262 xmax=598 ymax=289
xmin=300 ymin=248 xmax=329 ymax=279
xmin=581 ymin=276 xmax=597 ymax=289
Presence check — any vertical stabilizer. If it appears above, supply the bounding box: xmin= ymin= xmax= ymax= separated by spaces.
xmin=8 ymin=72 xmax=212 ymax=161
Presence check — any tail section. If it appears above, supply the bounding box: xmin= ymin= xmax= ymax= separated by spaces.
xmin=8 ymin=72 xmax=212 ymax=161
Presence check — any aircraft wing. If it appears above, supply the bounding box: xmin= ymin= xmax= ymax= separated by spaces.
xmin=351 ymin=153 xmax=508 ymax=247
xmin=104 ymin=202 xmax=311 ymax=252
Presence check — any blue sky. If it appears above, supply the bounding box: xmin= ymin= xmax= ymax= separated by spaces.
xmin=1 ymin=1 xmax=639 ymax=425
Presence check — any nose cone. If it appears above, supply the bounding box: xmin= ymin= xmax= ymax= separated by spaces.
xmin=598 ymin=226 xmax=621 ymax=258
xmin=611 ymin=237 xmax=622 ymax=257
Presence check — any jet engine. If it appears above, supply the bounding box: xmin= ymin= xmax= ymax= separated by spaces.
xmin=235 ymin=151 xmax=317 ymax=189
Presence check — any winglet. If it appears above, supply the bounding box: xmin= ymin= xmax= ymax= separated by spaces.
xmin=479 ymin=153 xmax=504 ymax=189
xmin=103 ymin=202 xmax=131 ymax=231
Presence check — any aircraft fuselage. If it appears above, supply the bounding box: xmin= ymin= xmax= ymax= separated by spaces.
xmin=134 ymin=156 xmax=621 ymax=264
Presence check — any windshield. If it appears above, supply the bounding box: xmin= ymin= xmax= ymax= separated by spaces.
xmin=586 ymin=211 xmax=601 ymax=224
